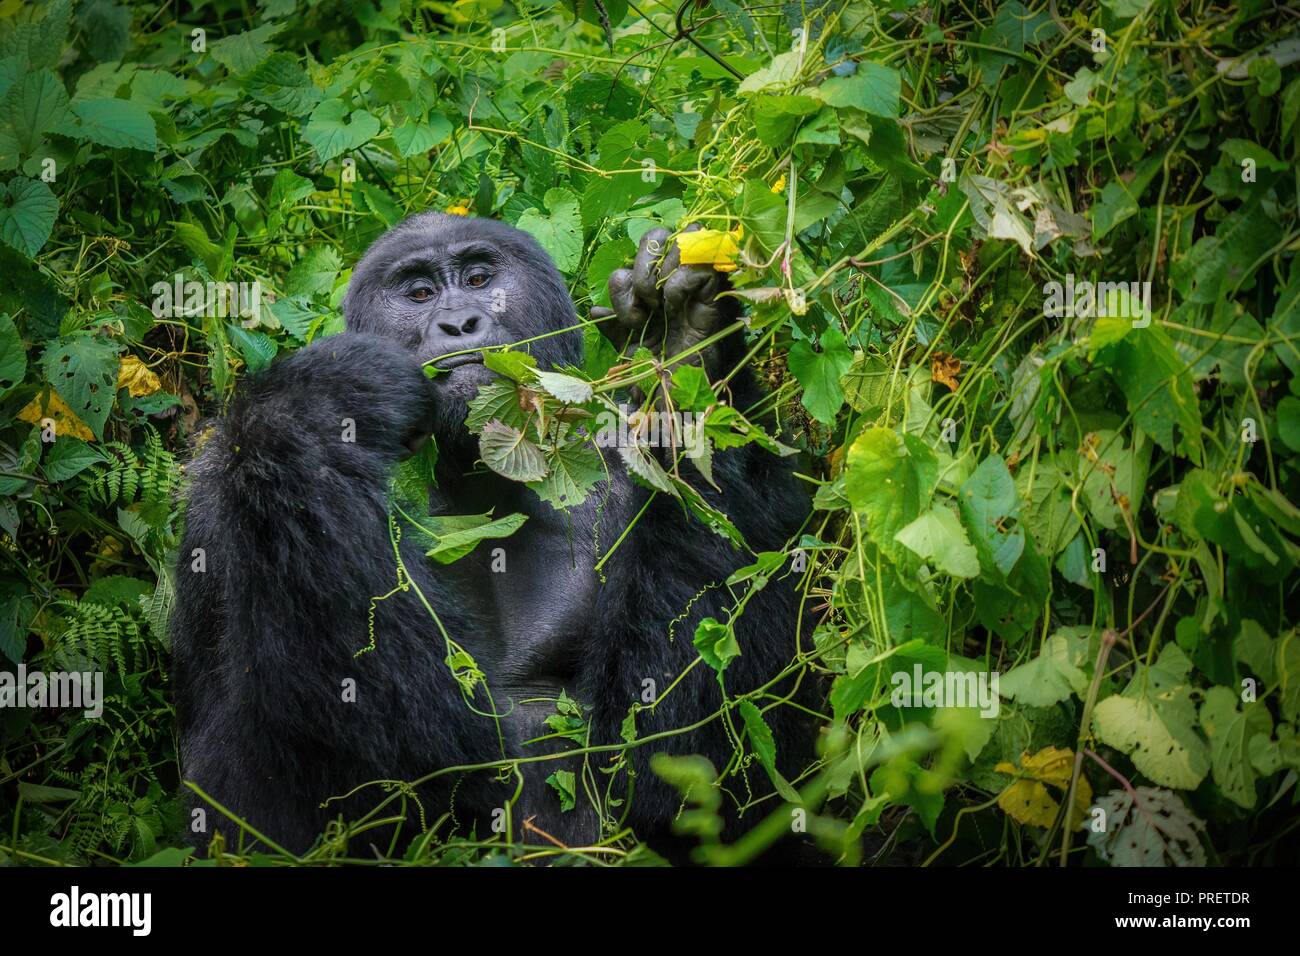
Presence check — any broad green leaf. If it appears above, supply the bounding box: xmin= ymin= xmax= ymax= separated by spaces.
xmin=1107 ymin=326 xmax=1202 ymax=462
xmin=894 ymin=504 xmax=980 ymax=578
xmin=528 ymin=442 xmax=603 ymax=509
xmin=788 ymin=327 xmax=853 ymax=424
xmin=207 ymin=23 xmax=282 ymax=74
xmin=422 ymin=511 xmax=528 ymax=564
xmin=533 ymin=369 xmax=592 ymax=404
xmin=71 ymin=98 xmax=157 ymax=151
xmin=246 ymin=52 xmax=320 ymax=114
xmin=999 ymin=631 xmax=1090 ymax=706
xmin=516 ymin=187 xmax=582 ymax=273
xmin=392 ymin=111 xmax=451 ymax=157
xmin=958 ymin=454 xmax=1024 ymax=581
xmin=0 ymin=176 xmax=58 ymax=257
xmin=302 ymin=99 xmax=381 ymax=162
xmin=2 ymin=69 xmax=69 ymax=156
xmin=42 ymin=437 xmax=104 ymax=481
xmin=814 ymin=62 xmax=900 ymax=117
xmin=844 ymin=426 xmax=939 ymax=566
xmin=1199 ymin=686 xmax=1271 ymax=809
xmin=39 ymin=333 xmax=122 ymax=440
xmin=479 ymin=419 xmax=548 ymax=482
xmin=285 ymin=245 xmax=342 ymax=297
xmin=1092 ymin=644 xmax=1211 ymax=789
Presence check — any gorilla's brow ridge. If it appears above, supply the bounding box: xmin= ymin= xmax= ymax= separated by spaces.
xmin=383 ymin=240 xmax=503 ymax=282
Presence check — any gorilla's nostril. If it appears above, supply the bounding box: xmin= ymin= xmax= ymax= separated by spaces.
xmin=462 ymin=316 xmax=478 ymax=334
xmin=437 ymin=322 xmax=461 ymax=337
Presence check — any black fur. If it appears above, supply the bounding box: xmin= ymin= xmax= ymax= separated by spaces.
xmin=172 ymin=213 xmax=814 ymax=860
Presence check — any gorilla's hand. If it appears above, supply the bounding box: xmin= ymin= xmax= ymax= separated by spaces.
xmin=232 ymin=332 xmax=435 ymax=466
xmin=594 ymin=225 xmax=737 ymax=374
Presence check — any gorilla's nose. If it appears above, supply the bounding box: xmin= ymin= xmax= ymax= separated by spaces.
xmin=434 ymin=308 xmax=484 ymax=338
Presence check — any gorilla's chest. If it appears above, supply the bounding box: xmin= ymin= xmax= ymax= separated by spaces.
xmin=448 ymin=510 xmax=600 ymax=692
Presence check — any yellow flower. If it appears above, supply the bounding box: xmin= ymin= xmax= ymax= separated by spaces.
xmin=676 ymin=223 xmax=744 ymax=273
xmin=771 ymin=174 xmax=787 ymax=193
xmin=445 ymin=204 xmax=470 ymax=216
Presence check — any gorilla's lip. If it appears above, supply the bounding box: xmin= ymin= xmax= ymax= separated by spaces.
xmin=432 ymin=353 xmax=486 ymax=371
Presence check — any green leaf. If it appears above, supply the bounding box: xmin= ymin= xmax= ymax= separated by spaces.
xmin=894 ymin=504 xmax=980 ymax=578
xmin=545 ymin=770 xmax=576 ymax=812
xmin=40 ymin=333 xmax=122 ymax=440
xmin=1 ymin=69 xmax=69 ymax=156
xmin=0 ymin=176 xmax=58 ymax=257
xmin=751 ymin=94 xmax=820 ymax=146
xmin=787 ymin=327 xmax=853 ymax=424
xmin=958 ymin=454 xmax=1025 ymax=581
xmin=207 ymin=23 xmax=282 ymax=74
xmin=533 ymin=369 xmax=592 ymax=404
xmin=844 ymin=427 xmax=939 ymax=566
xmin=1277 ymin=395 xmax=1300 ymax=453
xmin=814 ymin=62 xmax=900 ymax=117
xmin=42 ymin=436 xmax=104 ymax=481
xmin=481 ymin=350 xmax=537 ymax=383
xmin=479 ymin=419 xmax=548 ymax=482
xmin=422 ymin=511 xmax=528 ymax=564
xmin=999 ymin=631 xmax=1090 ymax=707
xmin=71 ymin=98 xmax=157 ymax=151
xmin=285 ymin=245 xmax=342 ymax=297
xmin=1200 ymin=686 xmax=1271 ymax=809
xmin=516 ymin=187 xmax=582 ymax=273
xmin=693 ymin=616 xmax=739 ymax=674
xmin=1108 ymin=326 xmax=1202 ymax=462
xmin=1092 ymin=644 xmax=1211 ymax=789
xmin=528 ymin=441 xmax=603 ymax=509
xmin=670 ymin=364 xmax=718 ymax=413
xmin=0 ymin=311 xmax=25 ymax=397
xmin=302 ymin=99 xmax=381 ymax=162
xmin=580 ymin=121 xmax=659 ymax=225
xmin=391 ymin=111 xmax=451 ymax=157
xmin=246 ymin=52 xmax=320 ymax=114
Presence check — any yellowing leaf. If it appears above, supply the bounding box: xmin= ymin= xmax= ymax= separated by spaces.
xmin=16 ymin=390 xmax=96 ymax=442
xmin=445 ymin=203 xmax=469 ymax=216
xmin=117 ymin=355 xmax=162 ymax=398
xmin=677 ymin=225 xmax=743 ymax=272
xmin=770 ymin=174 xmax=787 ymax=193
xmin=995 ymin=746 xmax=1093 ymax=830
xmin=931 ymin=352 xmax=961 ymax=391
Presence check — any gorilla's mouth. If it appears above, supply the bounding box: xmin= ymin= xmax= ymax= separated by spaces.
xmin=431 ymin=353 xmax=485 ymax=372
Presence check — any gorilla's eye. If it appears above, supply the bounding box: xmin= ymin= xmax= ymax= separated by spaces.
xmin=408 ymin=287 xmax=434 ymax=303
xmin=465 ymin=270 xmax=491 ymax=289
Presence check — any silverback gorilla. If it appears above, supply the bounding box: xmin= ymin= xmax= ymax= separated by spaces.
xmin=172 ymin=212 xmax=814 ymax=860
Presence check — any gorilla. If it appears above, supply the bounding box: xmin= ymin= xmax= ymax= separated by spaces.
xmin=172 ymin=212 xmax=815 ymax=861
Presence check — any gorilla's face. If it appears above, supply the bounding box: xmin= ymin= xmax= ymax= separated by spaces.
xmin=343 ymin=213 xmax=582 ymax=448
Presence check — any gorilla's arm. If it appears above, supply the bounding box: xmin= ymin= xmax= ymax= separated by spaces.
xmin=172 ymin=333 xmax=497 ymax=852
xmin=583 ymin=231 xmax=817 ymax=841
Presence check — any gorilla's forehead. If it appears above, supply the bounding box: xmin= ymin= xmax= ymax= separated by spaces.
xmin=361 ymin=212 xmax=545 ymax=276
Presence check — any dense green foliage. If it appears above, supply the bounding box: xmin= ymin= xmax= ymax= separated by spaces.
xmin=1 ymin=0 xmax=1298 ymax=866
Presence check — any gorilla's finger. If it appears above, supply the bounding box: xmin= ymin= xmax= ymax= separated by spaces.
xmin=589 ymin=306 xmax=616 ymax=319
xmin=663 ymin=264 xmax=721 ymax=327
xmin=608 ymin=268 xmax=648 ymax=329
xmin=633 ymin=228 xmax=671 ymax=305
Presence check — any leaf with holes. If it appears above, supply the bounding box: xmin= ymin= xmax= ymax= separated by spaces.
xmin=39 ymin=334 xmax=122 ymax=440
